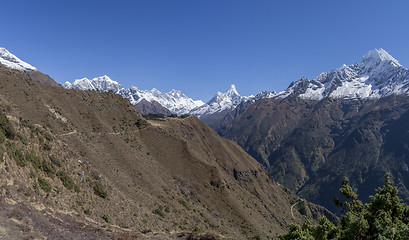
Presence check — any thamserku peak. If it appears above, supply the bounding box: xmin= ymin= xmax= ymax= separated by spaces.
xmin=276 ymin=48 xmax=409 ymax=100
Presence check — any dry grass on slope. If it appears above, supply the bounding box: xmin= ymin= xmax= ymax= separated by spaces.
xmin=0 ymin=65 xmax=335 ymax=239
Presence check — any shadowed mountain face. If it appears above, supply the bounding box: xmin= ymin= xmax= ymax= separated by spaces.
xmin=134 ymin=99 xmax=173 ymax=115
xmin=220 ymin=95 xmax=409 ymax=213
xmin=0 ymin=65 xmax=334 ymax=239
xmin=28 ymin=71 xmax=60 ymax=87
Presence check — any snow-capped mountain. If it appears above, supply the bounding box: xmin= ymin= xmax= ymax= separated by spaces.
xmin=254 ymin=90 xmax=277 ymax=101
xmin=64 ymin=76 xmax=204 ymax=115
xmin=189 ymin=84 xmax=255 ymax=116
xmin=127 ymin=87 xmax=205 ymax=115
xmin=0 ymin=48 xmax=37 ymax=72
xmin=63 ymin=76 xmax=125 ymax=93
xmin=276 ymin=48 xmax=409 ymax=100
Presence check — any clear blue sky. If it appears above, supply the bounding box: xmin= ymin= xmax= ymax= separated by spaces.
xmin=1 ymin=0 xmax=409 ymax=101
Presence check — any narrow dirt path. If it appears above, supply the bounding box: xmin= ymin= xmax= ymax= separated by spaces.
xmin=56 ymin=130 xmax=78 ymax=136
xmin=291 ymin=200 xmax=303 ymax=219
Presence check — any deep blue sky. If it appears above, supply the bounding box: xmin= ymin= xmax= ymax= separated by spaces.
xmin=1 ymin=1 xmax=409 ymax=101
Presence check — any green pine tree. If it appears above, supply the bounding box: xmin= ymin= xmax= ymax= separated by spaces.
xmin=280 ymin=173 xmax=409 ymax=240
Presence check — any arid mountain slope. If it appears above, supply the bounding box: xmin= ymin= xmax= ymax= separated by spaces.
xmin=220 ymin=97 xmax=319 ymax=168
xmin=0 ymin=65 xmax=333 ymax=239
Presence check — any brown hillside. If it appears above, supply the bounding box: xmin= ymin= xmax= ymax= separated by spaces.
xmin=0 ymin=65 xmax=334 ymax=239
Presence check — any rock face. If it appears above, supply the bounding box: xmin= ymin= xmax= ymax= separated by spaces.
xmin=219 ymin=49 xmax=409 ymax=213
xmin=133 ymin=99 xmax=173 ymax=115
xmin=0 ymin=64 xmax=334 ymax=239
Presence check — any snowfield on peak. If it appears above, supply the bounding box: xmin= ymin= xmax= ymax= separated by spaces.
xmin=0 ymin=48 xmax=37 ymax=72
xmin=276 ymin=49 xmax=409 ymax=100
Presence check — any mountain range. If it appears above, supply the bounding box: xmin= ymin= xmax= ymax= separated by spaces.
xmin=63 ymin=74 xmax=276 ymax=118
xmin=63 ymin=76 xmax=204 ymax=116
xmin=62 ymin=49 xmax=409 ymax=125
xmin=4 ymin=47 xmax=409 ymax=117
